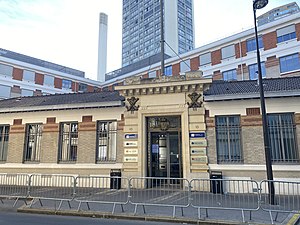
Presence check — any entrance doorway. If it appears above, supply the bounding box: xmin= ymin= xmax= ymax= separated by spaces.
xmin=146 ymin=116 xmax=182 ymax=179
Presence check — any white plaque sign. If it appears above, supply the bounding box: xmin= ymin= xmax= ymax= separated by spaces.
xmin=124 ymin=156 xmax=138 ymax=162
xmin=191 ymin=156 xmax=207 ymax=164
xmin=191 ymin=148 xmax=206 ymax=155
xmin=190 ymin=139 xmax=207 ymax=147
xmin=124 ymin=148 xmax=138 ymax=155
xmin=124 ymin=141 xmax=138 ymax=147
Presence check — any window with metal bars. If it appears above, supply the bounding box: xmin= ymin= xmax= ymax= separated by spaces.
xmin=96 ymin=121 xmax=117 ymax=162
xmin=0 ymin=125 xmax=9 ymax=162
xmin=58 ymin=122 xmax=78 ymax=162
xmin=23 ymin=124 xmax=43 ymax=162
xmin=267 ymin=113 xmax=298 ymax=163
xmin=215 ymin=116 xmax=243 ymax=163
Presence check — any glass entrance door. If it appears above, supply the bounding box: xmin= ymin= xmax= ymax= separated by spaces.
xmin=148 ymin=131 xmax=181 ymax=178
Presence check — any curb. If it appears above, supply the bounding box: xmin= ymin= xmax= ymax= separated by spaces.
xmin=284 ymin=213 xmax=300 ymax=225
xmin=17 ymin=207 xmax=269 ymax=225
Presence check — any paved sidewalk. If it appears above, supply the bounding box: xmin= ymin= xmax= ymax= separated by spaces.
xmin=0 ymin=198 xmax=298 ymax=225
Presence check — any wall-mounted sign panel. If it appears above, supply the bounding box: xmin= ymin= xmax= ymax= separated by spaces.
xmin=125 ymin=134 xmax=138 ymax=139
xmin=189 ymin=132 xmax=205 ymax=138
xmin=124 ymin=156 xmax=138 ymax=162
xmin=191 ymin=156 xmax=207 ymax=164
xmin=124 ymin=141 xmax=138 ymax=147
xmin=190 ymin=139 xmax=207 ymax=147
xmin=191 ymin=148 xmax=206 ymax=155
xmin=124 ymin=148 xmax=138 ymax=155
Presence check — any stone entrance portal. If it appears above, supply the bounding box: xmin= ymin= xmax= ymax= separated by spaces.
xmin=115 ymin=72 xmax=212 ymax=180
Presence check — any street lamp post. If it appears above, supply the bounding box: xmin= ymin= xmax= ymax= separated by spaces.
xmin=252 ymin=0 xmax=275 ymax=205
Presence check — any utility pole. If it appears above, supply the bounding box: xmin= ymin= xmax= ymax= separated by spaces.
xmin=160 ymin=0 xmax=165 ymax=77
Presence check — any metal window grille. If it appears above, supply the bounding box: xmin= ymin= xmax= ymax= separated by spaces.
xmin=96 ymin=121 xmax=117 ymax=162
xmin=0 ymin=125 xmax=9 ymax=161
xmin=24 ymin=124 xmax=43 ymax=162
xmin=268 ymin=113 xmax=299 ymax=163
xmin=58 ymin=122 xmax=78 ymax=162
xmin=216 ymin=116 xmax=243 ymax=163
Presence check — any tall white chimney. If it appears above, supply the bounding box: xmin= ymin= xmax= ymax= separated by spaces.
xmin=97 ymin=12 xmax=108 ymax=82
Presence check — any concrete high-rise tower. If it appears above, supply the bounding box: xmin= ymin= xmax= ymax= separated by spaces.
xmin=122 ymin=0 xmax=194 ymax=67
xmin=97 ymin=13 xmax=108 ymax=82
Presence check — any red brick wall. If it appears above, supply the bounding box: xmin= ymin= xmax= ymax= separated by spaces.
xmin=213 ymin=70 xmax=222 ymax=80
xmin=11 ymin=85 xmax=21 ymax=94
xmin=263 ymin=31 xmax=277 ymax=50
xmin=72 ymin=82 xmax=78 ymax=92
xmin=13 ymin=119 xmax=22 ymax=125
xmin=12 ymin=68 xmax=23 ymax=81
xmin=54 ymin=77 xmax=62 ymax=89
xmin=265 ymin=56 xmax=279 ymax=68
xmin=241 ymin=41 xmax=247 ymax=57
xmin=235 ymin=41 xmax=247 ymax=58
xmin=172 ymin=63 xmax=180 ymax=76
xmin=47 ymin=117 xmax=56 ymax=124
xmin=211 ymin=50 xmax=221 ymax=65
xmin=34 ymin=89 xmax=42 ymax=96
xmin=237 ymin=64 xmax=247 ymax=76
xmin=35 ymin=73 xmax=44 ymax=85
xmin=141 ymin=73 xmax=148 ymax=79
xmin=237 ymin=64 xmax=242 ymax=75
xmin=87 ymin=85 xmax=94 ymax=92
xmin=296 ymin=23 xmax=300 ymax=41
xmin=108 ymin=85 xmax=113 ymax=91
xmin=82 ymin=115 xmax=93 ymax=122
xmin=190 ymin=56 xmax=199 ymax=71
xmin=235 ymin=43 xmax=241 ymax=58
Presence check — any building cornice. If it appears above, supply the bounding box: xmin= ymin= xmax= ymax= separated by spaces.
xmin=204 ymin=90 xmax=300 ymax=102
xmin=115 ymin=72 xmax=212 ymax=96
xmin=0 ymin=100 xmax=123 ymax=114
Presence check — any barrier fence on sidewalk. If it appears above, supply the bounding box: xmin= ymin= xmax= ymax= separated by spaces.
xmin=129 ymin=177 xmax=190 ymax=217
xmin=28 ymin=174 xmax=76 ymax=210
xmin=190 ymin=179 xmax=260 ymax=222
xmin=260 ymin=180 xmax=300 ymax=224
xmin=0 ymin=173 xmax=29 ymax=207
xmin=0 ymin=173 xmax=299 ymax=222
xmin=74 ymin=176 xmax=129 ymax=213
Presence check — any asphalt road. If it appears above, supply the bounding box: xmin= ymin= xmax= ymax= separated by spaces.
xmin=0 ymin=211 xmax=181 ymax=225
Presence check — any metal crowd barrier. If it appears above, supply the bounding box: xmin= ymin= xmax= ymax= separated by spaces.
xmin=74 ymin=176 xmax=129 ymax=213
xmin=1 ymin=172 xmax=300 ymax=223
xmin=129 ymin=177 xmax=190 ymax=217
xmin=0 ymin=173 xmax=30 ymax=207
xmin=260 ymin=180 xmax=300 ymax=224
xmin=190 ymin=178 xmax=260 ymax=222
xmin=28 ymin=174 xmax=75 ymax=211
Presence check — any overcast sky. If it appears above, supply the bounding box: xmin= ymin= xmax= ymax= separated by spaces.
xmin=0 ymin=0 xmax=298 ymax=80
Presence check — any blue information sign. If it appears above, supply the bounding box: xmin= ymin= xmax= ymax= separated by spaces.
xmin=125 ymin=134 xmax=138 ymax=139
xmin=189 ymin=132 xmax=206 ymax=138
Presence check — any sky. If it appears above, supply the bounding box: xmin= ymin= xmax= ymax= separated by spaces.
xmin=0 ymin=0 xmax=299 ymax=81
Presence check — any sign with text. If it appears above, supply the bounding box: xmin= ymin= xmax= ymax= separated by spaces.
xmin=124 ymin=148 xmax=138 ymax=155
xmin=189 ymin=132 xmax=206 ymax=138
xmin=124 ymin=141 xmax=138 ymax=147
xmin=125 ymin=134 xmax=138 ymax=139
xmin=190 ymin=139 xmax=207 ymax=147
xmin=124 ymin=156 xmax=138 ymax=162
xmin=191 ymin=148 xmax=206 ymax=155
xmin=191 ymin=156 xmax=207 ymax=164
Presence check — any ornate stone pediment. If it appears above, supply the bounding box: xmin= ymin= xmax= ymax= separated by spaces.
xmin=124 ymin=71 xmax=203 ymax=85
xmin=125 ymin=75 xmax=187 ymax=85
xmin=115 ymin=71 xmax=212 ymax=97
